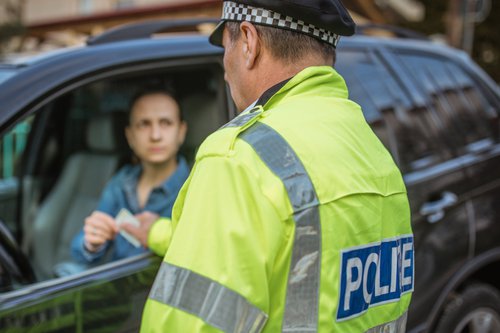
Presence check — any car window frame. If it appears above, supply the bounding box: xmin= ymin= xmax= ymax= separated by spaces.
xmin=0 ymin=53 xmax=229 ymax=292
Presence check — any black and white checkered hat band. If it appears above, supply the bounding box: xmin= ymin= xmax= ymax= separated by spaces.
xmin=221 ymin=1 xmax=340 ymax=47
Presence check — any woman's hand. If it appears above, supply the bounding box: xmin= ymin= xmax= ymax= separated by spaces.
xmin=83 ymin=211 xmax=118 ymax=252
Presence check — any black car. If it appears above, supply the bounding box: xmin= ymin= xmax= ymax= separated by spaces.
xmin=0 ymin=19 xmax=499 ymax=333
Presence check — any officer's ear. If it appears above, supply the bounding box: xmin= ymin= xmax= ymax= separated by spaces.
xmin=239 ymin=21 xmax=260 ymax=69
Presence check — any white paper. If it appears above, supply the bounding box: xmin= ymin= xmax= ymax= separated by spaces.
xmin=115 ymin=208 xmax=141 ymax=248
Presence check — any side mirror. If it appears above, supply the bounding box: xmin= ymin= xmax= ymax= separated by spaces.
xmin=0 ymin=219 xmax=36 ymax=291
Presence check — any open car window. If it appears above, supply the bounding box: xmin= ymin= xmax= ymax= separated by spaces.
xmin=0 ymin=61 xmax=228 ymax=292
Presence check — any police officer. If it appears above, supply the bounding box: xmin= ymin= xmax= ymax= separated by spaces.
xmin=140 ymin=1 xmax=414 ymax=332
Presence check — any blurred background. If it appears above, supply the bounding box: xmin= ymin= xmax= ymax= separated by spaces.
xmin=0 ymin=0 xmax=498 ymax=82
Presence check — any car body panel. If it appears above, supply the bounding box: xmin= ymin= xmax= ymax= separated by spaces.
xmin=0 ymin=253 xmax=161 ymax=332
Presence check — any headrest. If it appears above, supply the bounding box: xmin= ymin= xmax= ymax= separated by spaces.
xmin=86 ymin=113 xmax=119 ymax=152
xmin=181 ymin=91 xmax=221 ymax=149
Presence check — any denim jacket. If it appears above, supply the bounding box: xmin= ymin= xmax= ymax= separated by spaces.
xmin=71 ymin=156 xmax=190 ymax=264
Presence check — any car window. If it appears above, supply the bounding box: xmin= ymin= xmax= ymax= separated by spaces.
xmin=1 ymin=121 xmax=31 ymax=179
xmin=336 ymin=49 xmax=392 ymax=152
xmin=0 ymin=62 xmax=227 ymax=290
xmin=397 ymin=52 xmax=497 ymax=154
xmin=0 ymin=119 xmax=33 ymax=233
xmin=336 ymin=48 xmax=442 ymax=172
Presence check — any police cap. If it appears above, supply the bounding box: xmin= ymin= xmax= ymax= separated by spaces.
xmin=209 ymin=0 xmax=356 ymax=48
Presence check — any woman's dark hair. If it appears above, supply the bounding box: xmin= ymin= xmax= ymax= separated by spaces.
xmin=127 ymin=86 xmax=184 ymax=124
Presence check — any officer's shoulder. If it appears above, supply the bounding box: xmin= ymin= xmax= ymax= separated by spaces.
xmin=195 ymin=126 xmax=241 ymax=160
xmin=196 ymin=110 xmax=263 ymax=160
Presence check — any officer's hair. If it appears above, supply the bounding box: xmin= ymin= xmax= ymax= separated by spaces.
xmin=226 ymin=22 xmax=336 ymax=65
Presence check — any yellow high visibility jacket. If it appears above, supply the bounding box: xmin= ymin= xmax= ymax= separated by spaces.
xmin=148 ymin=217 xmax=173 ymax=256
xmin=141 ymin=66 xmax=413 ymax=332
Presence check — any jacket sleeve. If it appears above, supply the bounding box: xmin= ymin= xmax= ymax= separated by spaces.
xmin=141 ymin=151 xmax=290 ymax=332
xmin=147 ymin=218 xmax=173 ymax=256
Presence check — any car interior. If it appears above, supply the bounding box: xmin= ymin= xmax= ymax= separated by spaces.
xmin=30 ymin=113 xmax=122 ymax=279
xmin=0 ymin=64 xmax=228 ymax=285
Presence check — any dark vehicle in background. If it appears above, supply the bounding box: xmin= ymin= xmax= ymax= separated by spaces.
xmin=0 ymin=19 xmax=499 ymax=332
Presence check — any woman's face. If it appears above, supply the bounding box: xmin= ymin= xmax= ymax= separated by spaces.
xmin=125 ymin=93 xmax=186 ymax=167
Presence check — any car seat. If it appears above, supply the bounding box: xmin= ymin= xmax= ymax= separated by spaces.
xmin=32 ymin=112 xmax=126 ymax=280
xmin=180 ymin=91 xmax=224 ymax=164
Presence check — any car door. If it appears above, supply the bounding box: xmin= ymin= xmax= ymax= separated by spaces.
xmin=0 ymin=47 xmax=229 ymax=332
xmin=432 ymin=57 xmax=500 ymax=260
xmin=336 ymin=43 xmax=473 ymax=332
xmin=390 ymin=48 xmax=500 ymax=332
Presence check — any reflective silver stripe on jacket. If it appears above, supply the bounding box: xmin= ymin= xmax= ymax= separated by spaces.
xmin=222 ymin=108 xmax=261 ymax=129
xmin=149 ymin=262 xmax=268 ymax=333
xmin=365 ymin=312 xmax=408 ymax=333
xmin=240 ymin=122 xmax=321 ymax=333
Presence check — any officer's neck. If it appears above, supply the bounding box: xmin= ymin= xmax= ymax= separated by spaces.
xmin=247 ymin=52 xmax=331 ymax=107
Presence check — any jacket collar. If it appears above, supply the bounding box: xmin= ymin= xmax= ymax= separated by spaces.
xmin=256 ymin=78 xmax=291 ymax=107
xmin=257 ymin=66 xmax=348 ymax=110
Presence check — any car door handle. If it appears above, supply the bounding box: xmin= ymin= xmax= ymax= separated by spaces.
xmin=419 ymin=191 xmax=458 ymax=224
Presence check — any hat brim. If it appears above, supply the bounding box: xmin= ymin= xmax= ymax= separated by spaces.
xmin=209 ymin=21 xmax=226 ymax=47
